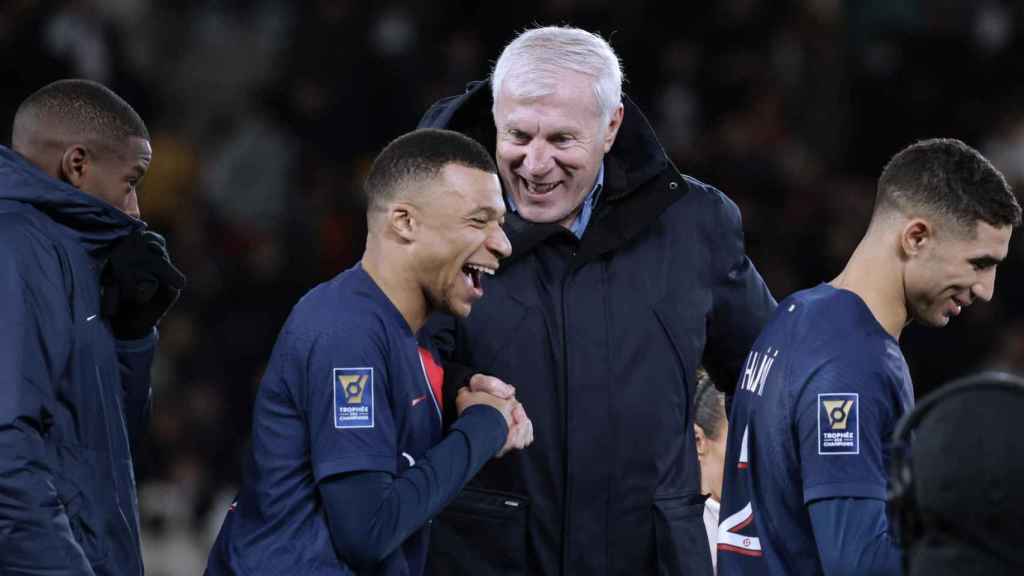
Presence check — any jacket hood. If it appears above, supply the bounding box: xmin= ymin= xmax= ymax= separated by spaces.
xmin=418 ymin=80 xmax=670 ymax=198
xmin=0 ymin=144 xmax=143 ymax=257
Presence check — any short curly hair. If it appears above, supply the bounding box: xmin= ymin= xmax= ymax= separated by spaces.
xmin=875 ymin=138 xmax=1021 ymax=234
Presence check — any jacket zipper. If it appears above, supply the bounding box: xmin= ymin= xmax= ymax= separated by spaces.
xmin=560 ymin=253 xmax=573 ymax=576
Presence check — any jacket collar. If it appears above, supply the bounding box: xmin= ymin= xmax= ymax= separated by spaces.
xmin=0 ymin=145 xmax=144 ymax=259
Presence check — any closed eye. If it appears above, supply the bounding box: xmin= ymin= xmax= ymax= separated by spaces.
xmin=507 ymin=129 xmax=530 ymax=143
xmin=127 ymin=169 xmax=145 ymax=188
xmin=966 ymin=256 xmax=999 ymax=272
xmin=969 ymin=257 xmax=999 ymax=271
xmin=127 ymin=176 xmax=145 ymax=200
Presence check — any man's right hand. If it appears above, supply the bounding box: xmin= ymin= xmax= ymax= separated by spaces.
xmin=456 ymin=377 xmax=534 ymax=457
xmin=499 ymin=402 xmax=533 ymax=457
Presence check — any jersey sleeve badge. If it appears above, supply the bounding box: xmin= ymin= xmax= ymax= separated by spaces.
xmin=818 ymin=393 xmax=858 ymax=455
xmin=334 ymin=367 xmax=374 ymax=429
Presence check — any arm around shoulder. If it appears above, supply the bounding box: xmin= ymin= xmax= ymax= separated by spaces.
xmin=703 ymin=188 xmax=777 ymax=391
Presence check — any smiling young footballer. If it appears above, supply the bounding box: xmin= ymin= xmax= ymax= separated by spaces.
xmin=717 ymin=139 xmax=1021 ymax=576
xmin=205 ymin=129 xmax=533 ymax=575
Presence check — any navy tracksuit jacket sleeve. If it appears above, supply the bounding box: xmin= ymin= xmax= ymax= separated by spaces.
xmin=808 ymin=497 xmax=902 ymax=576
xmin=116 ymin=331 xmax=157 ymax=458
xmin=0 ymin=244 xmax=96 ymax=575
xmin=319 ymin=404 xmax=506 ymax=571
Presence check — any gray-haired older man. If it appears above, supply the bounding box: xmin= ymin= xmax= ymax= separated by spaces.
xmin=420 ymin=26 xmax=776 ymax=575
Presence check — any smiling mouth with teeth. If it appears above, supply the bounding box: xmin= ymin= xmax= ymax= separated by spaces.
xmin=526 ymin=180 xmax=559 ymax=194
xmin=462 ymin=263 xmax=495 ymax=289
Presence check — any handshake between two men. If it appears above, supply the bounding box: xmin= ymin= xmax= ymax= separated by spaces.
xmin=456 ymin=373 xmax=534 ymax=458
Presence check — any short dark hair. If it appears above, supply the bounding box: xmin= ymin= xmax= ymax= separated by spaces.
xmin=694 ymin=368 xmax=727 ymax=440
xmin=875 ymin=138 xmax=1021 ymax=233
xmin=13 ymin=78 xmax=149 ymax=145
xmin=364 ymin=128 xmax=497 ymax=212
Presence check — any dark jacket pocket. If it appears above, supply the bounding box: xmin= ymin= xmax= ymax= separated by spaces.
xmin=427 ymin=487 xmax=528 ymax=576
xmin=653 ymin=493 xmax=713 ymax=576
xmin=53 ymin=444 xmax=110 ymax=568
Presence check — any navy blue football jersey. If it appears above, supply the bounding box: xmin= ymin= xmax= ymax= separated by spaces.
xmin=717 ymin=284 xmax=913 ymax=575
xmin=207 ymin=264 xmax=444 ymax=575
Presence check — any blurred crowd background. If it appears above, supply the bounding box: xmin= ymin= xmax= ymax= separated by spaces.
xmin=4 ymin=0 xmax=1024 ymax=573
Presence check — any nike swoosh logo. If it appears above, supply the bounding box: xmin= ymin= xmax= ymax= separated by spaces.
xmin=86 ymin=314 xmax=98 ymax=322
xmin=411 ymin=395 xmax=427 ymax=407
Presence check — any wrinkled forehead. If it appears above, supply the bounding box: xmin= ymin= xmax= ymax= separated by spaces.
xmin=494 ymin=100 xmax=605 ymax=144
xmin=494 ymin=70 xmax=603 ymax=124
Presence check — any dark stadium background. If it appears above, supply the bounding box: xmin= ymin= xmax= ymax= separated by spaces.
xmin=3 ymin=1 xmax=1023 ymax=572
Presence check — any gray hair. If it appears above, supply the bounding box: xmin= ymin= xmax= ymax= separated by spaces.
xmin=490 ymin=26 xmax=623 ymax=123
xmin=694 ymin=368 xmax=727 ymax=440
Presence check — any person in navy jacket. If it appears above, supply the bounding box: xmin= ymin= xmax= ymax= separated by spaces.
xmin=0 ymin=79 xmax=184 ymax=575
xmin=419 ymin=26 xmax=777 ymax=575
xmin=205 ymin=128 xmax=533 ymax=575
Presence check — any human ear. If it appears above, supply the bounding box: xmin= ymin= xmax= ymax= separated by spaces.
xmin=602 ymin=104 xmax=624 ymax=153
xmin=694 ymin=424 xmax=707 ymax=455
xmin=60 ymin=145 xmax=89 ymax=188
xmin=901 ymin=218 xmax=932 ymax=257
xmin=389 ymin=202 xmax=417 ymax=243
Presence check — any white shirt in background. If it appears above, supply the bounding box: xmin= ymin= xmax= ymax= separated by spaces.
xmin=704 ymin=497 xmax=720 ymax=574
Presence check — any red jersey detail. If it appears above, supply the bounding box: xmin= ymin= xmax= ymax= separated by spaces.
xmin=418 ymin=346 xmax=444 ymax=414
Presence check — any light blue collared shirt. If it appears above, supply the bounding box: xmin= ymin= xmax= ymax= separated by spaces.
xmin=506 ymin=162 xmax=605 ymax=239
